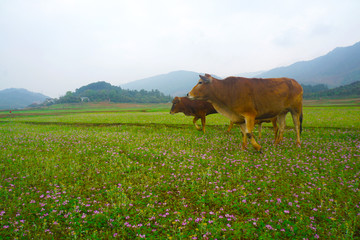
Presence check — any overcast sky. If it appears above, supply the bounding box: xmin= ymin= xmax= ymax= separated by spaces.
xmin=1 ymin=0 xmax=360 ymax=98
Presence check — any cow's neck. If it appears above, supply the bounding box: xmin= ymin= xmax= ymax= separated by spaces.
xmin=208 ymin=80 xmax=244 ymax=123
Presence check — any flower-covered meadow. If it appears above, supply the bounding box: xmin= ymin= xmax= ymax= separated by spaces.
xmin=0 ymin=105 xmax=359 ymax=239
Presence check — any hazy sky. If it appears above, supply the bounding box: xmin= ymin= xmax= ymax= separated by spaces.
xmin=1 ymin=0 xmax=360 ymax=97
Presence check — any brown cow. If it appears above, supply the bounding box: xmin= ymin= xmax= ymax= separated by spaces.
xmin=170 ymin=96 xmax=217 ymax=133
xmin=188 ymin=74 xmax=303 ymax=151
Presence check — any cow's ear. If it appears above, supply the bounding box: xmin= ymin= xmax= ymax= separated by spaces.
xmin=199 ymin=74 xmax=212 ymax=83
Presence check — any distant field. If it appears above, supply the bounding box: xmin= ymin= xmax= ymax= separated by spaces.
xmin=0 ymin=103 xmax=359 ymax=239
xmin=303 ymin=97 xmax=360 ymax=106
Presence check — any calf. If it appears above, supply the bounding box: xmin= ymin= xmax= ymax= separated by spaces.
xmin=170 ymin=96 xmax=217 ymax=133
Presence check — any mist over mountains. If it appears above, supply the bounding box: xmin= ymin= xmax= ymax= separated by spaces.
xmin=121 ymin=70 xmax=222 ymax=97
xmin=0 ymin=88 xmax=49 ymax=109
xmin=256 ymin=41 xmax=360 ymax=86
xmin=122 ymin=41 xmax=360 ymax=95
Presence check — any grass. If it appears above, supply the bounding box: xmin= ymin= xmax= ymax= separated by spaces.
xmin=0 ymin=103 xmax=359 ymax=239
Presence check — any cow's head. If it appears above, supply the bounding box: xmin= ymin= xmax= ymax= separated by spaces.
xmin=170 ymin=96 xmax=182 ymax=114
xmin=187 ymin=74 xmax=213 ymax=100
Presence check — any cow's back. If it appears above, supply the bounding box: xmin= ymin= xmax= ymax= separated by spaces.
xmin=214 ymin=77 xmax=302 ymax=120
xmin=181 ymin=97 xmax=217 ymax=116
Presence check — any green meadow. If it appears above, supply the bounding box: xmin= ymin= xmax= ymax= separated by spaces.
xmin=0 ymin=103 xmax=359 ymax=239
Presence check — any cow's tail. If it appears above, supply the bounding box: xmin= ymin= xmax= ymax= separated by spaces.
xmin=300 ymin=111 xmax=303 ymax=134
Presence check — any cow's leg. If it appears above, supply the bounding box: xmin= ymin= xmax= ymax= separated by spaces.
xmin=239 ymin=123 xmax=247 ymax=150
xmin=258 ymin=122 xmax=263 ymax=139
xmin=193 ymin=117 xmax=201 ymax=131
xmin=271 ymin=118 xmax=279 ymax=142
xmin=275 ymin=113 xmax=286 ymax=145
xmin=227 ymin=121 xmax=234 ymax=132
xmin=291 ymin=111 xmax=302 ymax=147
xmin=201 ymin=116 xmax=206 ymax=133
xmin=245 ymin=116 xmax=261 ymax=151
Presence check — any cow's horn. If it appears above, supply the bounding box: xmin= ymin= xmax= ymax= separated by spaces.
xmin=199 ymin=74 xmax=211 ymax=83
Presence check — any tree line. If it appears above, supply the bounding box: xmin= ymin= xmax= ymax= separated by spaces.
xmin=55 ymin=81 xmax=172 ymax=104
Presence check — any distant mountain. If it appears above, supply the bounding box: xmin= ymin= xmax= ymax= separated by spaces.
xmin=257 ymin=41 xmax=360 ymax=87
xmin=0 ymin=88 xmax=49 ymax=110
xmin=235 ymin=71 xmax=266 ymax=78
xmin=121 ymin=70 xmax=220 ymax=96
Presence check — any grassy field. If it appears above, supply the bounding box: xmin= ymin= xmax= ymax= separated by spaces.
xmin=0 ymin=103 xmax=359 ymax=239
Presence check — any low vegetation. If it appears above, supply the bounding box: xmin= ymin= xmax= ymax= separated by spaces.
xmin=0 ymin=103 xmax=359 ymax=239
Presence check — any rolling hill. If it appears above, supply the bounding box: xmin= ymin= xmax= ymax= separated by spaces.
xmin=0 ymin=88 xmax=49 ymax=110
